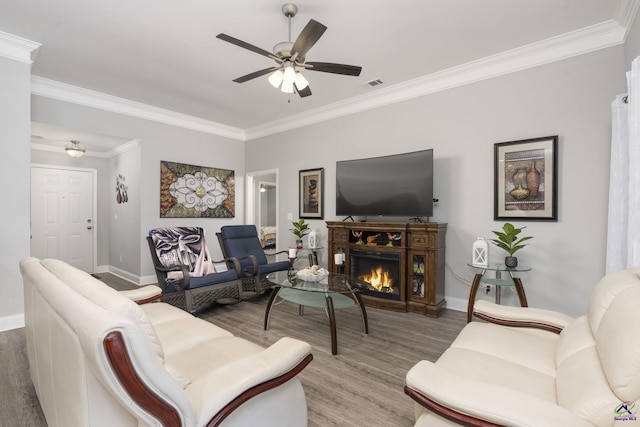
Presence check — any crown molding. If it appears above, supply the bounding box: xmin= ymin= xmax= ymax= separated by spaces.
xmin=28 ymin=14 xmax=631 ymax=142
xmin=245 ymin=20 xmax=626 ymax=140
xmin=108 ymin=139 xmax=140 ymax=157
xmin=615 ymin=0 xmax=640 ymax=40
xmin=0 ymin=31 xmax=40 ymax=64
xmin=31 ymin=77 xmax=246 ymax=141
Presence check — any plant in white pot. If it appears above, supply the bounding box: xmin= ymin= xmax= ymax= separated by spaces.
xmin=490 ymin=222 xmax=533 ymax=268
xmin=290 ymin=219 xmax=310 ymax=249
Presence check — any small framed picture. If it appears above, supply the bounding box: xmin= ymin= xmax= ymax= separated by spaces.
xmin=299 ymin=168 xmax=324 ymax=219
xmin=494 ymin=136 xmax=558 ymax=221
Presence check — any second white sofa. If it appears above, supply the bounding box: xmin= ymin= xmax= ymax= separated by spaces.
xmin=21 ymin=257 xmax=313 ymax=427
xmin=405 ymin=267 xmax=640 ymax=426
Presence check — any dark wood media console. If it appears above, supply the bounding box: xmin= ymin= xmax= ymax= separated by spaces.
xmin=326 ymin=221 xmax=447 ymax=317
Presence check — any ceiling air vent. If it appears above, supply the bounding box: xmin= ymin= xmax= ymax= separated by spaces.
xmin=364 ymin=79 xmax=384 ymax=87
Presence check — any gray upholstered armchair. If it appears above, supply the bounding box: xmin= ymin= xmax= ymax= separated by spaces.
xmin=216 ymin=225 xmax=290 ymax=297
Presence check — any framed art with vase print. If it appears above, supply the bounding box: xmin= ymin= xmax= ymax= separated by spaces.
xmin=494 ymin=136 xmax=558 ymax=221
xmin=299 ymin=168 xmax=324 ymax=219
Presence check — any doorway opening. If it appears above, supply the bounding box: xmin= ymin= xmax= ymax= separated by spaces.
xmin=246 ymin=169 xmax=279 ymax=251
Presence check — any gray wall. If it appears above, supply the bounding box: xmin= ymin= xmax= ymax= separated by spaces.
xmin=2 ymin=12 xmax=637 ymax=329
xmin=109 ymin=143 xmax=141 ymax=280
xmin=245 ymin=46 xmax=627 ymax=317
xmin=0 ymin=55 xmax=31 ymax=330
xmin=31 ymin=96 xmax=246 ymax=283
xmin=626 ymin=11 xmax=640 ymax=67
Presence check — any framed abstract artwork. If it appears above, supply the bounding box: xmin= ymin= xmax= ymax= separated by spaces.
xmin=494 ymin=136 xmax=558 ymax=221
xmin=299 ymin=168 xmax=324 ymax=219
xmin=160 ymin=161 xmax=235 ymax=218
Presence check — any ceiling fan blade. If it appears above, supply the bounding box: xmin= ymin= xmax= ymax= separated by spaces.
xmin=233 ymin=67 xmax=279 ymax=83
xmin=296 ymin=84 xmax=312 ymax=98
xmin=291 ymin=19 xmax=327 ymax=59
xmin=304 ymin=62 xmax=362 ymax=76
xmin=216 ymin=33 xmax=278 ymax=60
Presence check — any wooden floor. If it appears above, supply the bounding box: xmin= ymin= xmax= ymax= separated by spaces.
xmin=1 ymin=273 xmax=466 ymax=427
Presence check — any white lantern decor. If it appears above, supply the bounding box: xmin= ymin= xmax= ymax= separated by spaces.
xmin=308 ymin=229 xmax=320 ymax=249
xmin=472 ymin=237 xmax=489 ymax=267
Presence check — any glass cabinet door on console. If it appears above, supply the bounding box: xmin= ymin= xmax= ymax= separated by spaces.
xmin=410 ymin=252 xmax=426 ymax=298
xmin=326 ymin=221 xmax=447 ymax=318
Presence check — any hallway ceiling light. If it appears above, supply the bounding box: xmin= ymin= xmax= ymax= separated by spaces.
xmin=65 ymin=140 xmax=86 ymax=157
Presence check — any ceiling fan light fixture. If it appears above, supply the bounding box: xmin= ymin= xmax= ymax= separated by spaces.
xmin=294 ymin=72 xmax=309 ymax=90
xmin=65 ymin=140 xmax=86 ymax=158
xmin=217 ymin=3 xmax=362 ymax=98
xmin=268 ymin=69 xmax=284 ymax=88
xmin=281 ymin=81 xmax=294 ymax=94
xmin=283 ymin=64 xmax=297 ymax=84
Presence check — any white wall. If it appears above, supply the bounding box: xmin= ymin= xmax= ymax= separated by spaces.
xmin=246 ymin=46 xmax=627 ymax=317
xmin=0 ymin=56 xmax=31 ymax=331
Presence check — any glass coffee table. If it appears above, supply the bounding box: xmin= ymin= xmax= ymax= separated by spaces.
xmin=265 ymin=271 xmax=369 ymax=355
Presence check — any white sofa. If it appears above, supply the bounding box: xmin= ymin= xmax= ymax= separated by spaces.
xmin=20 ymin=257 xmax=313 ymax=427
xmin=405 ymin=267 xmax=640 ymax=427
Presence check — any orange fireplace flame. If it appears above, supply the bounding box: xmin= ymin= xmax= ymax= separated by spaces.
xmin=360 ymin=266 xmax=394 ymax=293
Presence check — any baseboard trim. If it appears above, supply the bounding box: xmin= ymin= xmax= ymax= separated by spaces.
xmin=0 ymin=313 xmax=25 ymax=332
xmin=444 ymin=296 xmax=467 ymax=313
xmin=95 ymin=264 xmax=109 ymax=274
xmin=107 ymin=266 xmax=140 ymax=285
xmin=106 ymin=265 xmax=157 ymax=286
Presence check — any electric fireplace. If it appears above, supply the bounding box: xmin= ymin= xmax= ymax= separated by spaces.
xmin=327 ymin=221 xmax=447 ymax=317
xmin=350 ymin=249 xmax=401 ymax=301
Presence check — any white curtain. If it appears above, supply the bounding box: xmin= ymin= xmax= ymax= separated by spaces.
xmin=607 ymin=56 xmax=640 ymax=273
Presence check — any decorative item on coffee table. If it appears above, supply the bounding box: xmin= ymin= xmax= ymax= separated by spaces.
xmin=490 ymin=222 xmax=533 ymax=268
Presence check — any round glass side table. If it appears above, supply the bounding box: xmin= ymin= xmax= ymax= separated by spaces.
xmin=466 ymin=263 xmax=531 ymax=323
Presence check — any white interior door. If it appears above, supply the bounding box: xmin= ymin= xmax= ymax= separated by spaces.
xmin=31 ymin=166 xmax=95 ymax=272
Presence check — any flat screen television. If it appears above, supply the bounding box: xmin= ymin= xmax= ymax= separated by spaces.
xmin=336 ymin=149 xmax=434 ymax=218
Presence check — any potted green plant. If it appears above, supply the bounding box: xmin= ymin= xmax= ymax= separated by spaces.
xmin=290 ymin=219 xmax=310 ymax=249
xmin=490 ymin=222 xmax=533 ymax=268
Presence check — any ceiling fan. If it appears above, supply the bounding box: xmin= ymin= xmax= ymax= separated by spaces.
xmin=216 ymin=3 xmax=362 ymax=97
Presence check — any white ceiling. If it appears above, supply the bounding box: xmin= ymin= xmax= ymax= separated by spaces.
xmin=0 ymin=1 xmax=636 ymax=150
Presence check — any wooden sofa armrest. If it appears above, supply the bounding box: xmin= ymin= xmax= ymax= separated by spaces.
xmin=405 ymin=360 xmax=593 ymax=427
xmin=119 ymin=285 xmax=163 ymax=304
xmin=104 ymin=331 xmax=182 ymax=427
xmin=205 ymin=353 xmax=313 ymax=426
xmin=189 ymin=337 xmax=312 ymax=426
xmin=473 ymin=300 xmax=574 ymax=334
xmin=104 ymin=333 xmax=313 ymax=427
